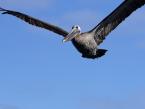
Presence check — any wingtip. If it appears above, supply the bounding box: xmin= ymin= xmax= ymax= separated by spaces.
xmin=0 ymin=7 xmax=4 ymax=11
xmin=0 ymin=7 xmax=8 ymax=14
xmin=0 ymin=7 xmax=8 ymax=11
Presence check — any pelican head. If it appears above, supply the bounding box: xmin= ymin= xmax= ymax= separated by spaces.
xmin=63 ymin=25 xmax=81 ymax=42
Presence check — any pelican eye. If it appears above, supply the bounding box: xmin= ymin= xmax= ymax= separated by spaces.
xmin=76 ymin=26 xmax=78 ymax=29
xmin=72 ymin=25 xmax=79 ymax=30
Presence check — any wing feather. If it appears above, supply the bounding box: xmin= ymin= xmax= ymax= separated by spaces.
xmin=90 ymin=0 xmax=145 ymax=45
xmin=0 ymin=7 xmax=68 ymax=37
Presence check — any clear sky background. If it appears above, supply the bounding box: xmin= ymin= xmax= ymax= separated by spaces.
xmin=0 ymin=0 xmax=145 ymax=109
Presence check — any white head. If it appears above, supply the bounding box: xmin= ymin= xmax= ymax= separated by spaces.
xmin=72 ymin=25 xmax=81 ymax=31
xmin=63 ymin=25 xmax=81 ymax=42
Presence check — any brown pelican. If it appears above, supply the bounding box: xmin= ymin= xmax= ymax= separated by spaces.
xmin=0 ymin=0 xmax=145 ymax=59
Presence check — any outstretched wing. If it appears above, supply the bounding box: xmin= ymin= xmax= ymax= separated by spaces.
xmin=0 ymin=7 xmax=68 ymax=37
xmin=89 ymin=0 xmax=145 ymax=45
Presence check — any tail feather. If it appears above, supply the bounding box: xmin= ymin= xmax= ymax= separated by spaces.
xmin=96 ymin=49 xmax=108 ymax=58
xmin=82 ymin=49 xmax=107 ymax=59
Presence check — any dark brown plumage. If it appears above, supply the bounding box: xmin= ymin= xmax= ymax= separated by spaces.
xmin=1 ymin=0 xmax=145 ymax=59
xmin=90 ymin=0 xmax=145 ymax=45
xmin=0 ymin=7 xmax=68 ymax=37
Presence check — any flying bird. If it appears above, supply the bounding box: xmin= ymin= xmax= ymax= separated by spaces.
xmin=0 ymin=0 xmax=145 ymax=59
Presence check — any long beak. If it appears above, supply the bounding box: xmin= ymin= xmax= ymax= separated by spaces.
xmin=63 ymin=28 xmax=80 ymax=42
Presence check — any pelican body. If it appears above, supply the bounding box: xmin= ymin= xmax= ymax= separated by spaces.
xmin=72 ymin=32 xmax=101 ymax=59
xmin=0 ymin=0 xmax=145 ymax=59
xmin=72 ymin=30 xmax=107 ymax=59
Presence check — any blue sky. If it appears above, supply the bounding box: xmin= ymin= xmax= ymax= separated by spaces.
xmin=0 ymin=0 xmax=145 ymax=109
